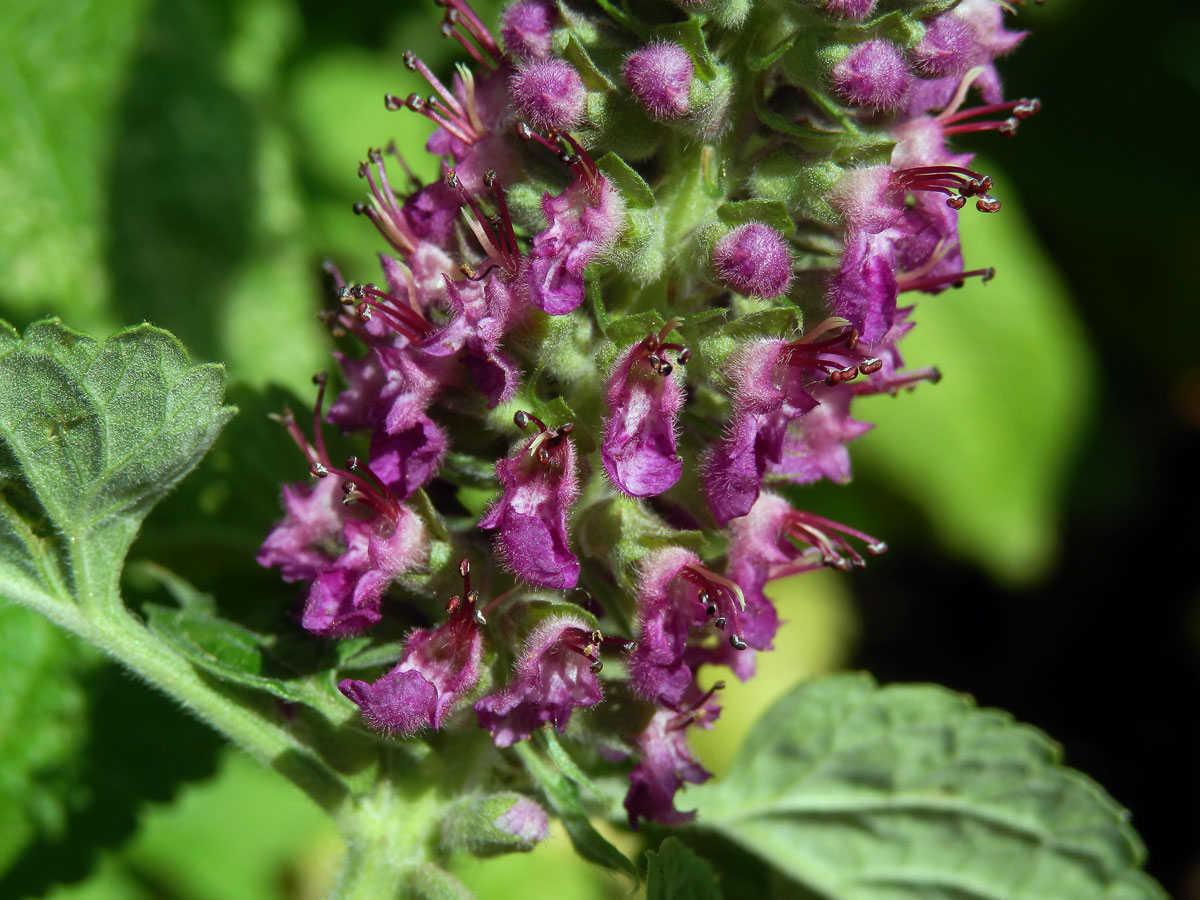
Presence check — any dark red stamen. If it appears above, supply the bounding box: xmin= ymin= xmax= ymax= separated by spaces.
xmin=780 ymin=509 xmax=887 ymax=572
xmin=900 ymin=266 xmax=995 ymax=293
xmin=273 ymin=376 xmax=401 ymax=521
xmin=444 ymin=559 xmax=488 ymax=626
xmin=514 ymin=410 xmax=574 ymax=466
xmin=354 ymin=147 xmax=422 ymax=256
xmin=668 ymin=681 xmax=725 ymax=731
xmin=851 ymin=366 xmax=942 ymax=396
xmin=435 ymin=0 xmax=504 ymax=68
xmin=940 ymin=98 xmax=1040 ymax=138
xmin=633 ymin=320 xmax=690 ymax=377
xmin=782 ymin=323 xmax=876 ymax=386
xmin=446 ymin=168 xmax=521 ymax=279
xmin=893 ymin=165 xmax=1001 ymax=213
xmin=338 ymin=283 xmax=433 ymax=343
xmin=678 ymin=564 xmax=748 ymax=651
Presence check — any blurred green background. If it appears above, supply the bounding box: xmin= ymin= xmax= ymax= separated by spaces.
xmin=1 ymin=0 xmax=1197 ymax=897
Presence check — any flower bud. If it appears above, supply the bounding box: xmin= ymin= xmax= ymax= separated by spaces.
xmin=711 ymin=222 xmax=792 ymax=298
xmin=830 ymin=39 xmax=911 ymax=111
xmin=510 ymin=58 xmax=586 ymax=130
xmin=500 ymin=0 xmax=556 ymax=61
xmin=623 ymin=42 xmax=694 ymax=120
xmin=441 ymin=793 xmax=549 ymax=856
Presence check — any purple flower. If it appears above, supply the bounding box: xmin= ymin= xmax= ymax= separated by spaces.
xmin=704 ymin=319 xmax=899 ymax=524
xmin=525 ymin=154 xmax=625 ymax=315
xmin=510 ymin=58 xmax=586 ymax=130
xmin=327 ymin=345 xmax=451 ymax=501
xmin=601 ymin=326 xmax=689 ymax=498
xmin=703 ymin=339 xmax=815 ymax=526
xmin=479 ymin=412 xmax=580 ymax=589
xmin=904 ymin=0 xmax=1027 ymax=116
xmin=827 ymin=146 xmax=1001 ymax=346
xmin=622 ymin=42 xmax=694 ymax=120
xmin=831 ymin=39 xmax=911 ymax=111
xmin=629 ymin=548 xmax=748 ymax=707
xmin=475 ymin=615 xmax=604 ymax=746
xmin=258 ymin=378 xmax=431 ymax=637
xmin=772 ymin=385 xmax=871 ymax=486
xmin=424 ymin=274 xmax=523 ymax=408
xmin=500 ymin=0 xmax=557 ymax=61
xmin=257 ymin=476 xmax=345 ymax=584
xmin=711 ymin=222 xmax=792 ymax=298
xmin=301 ymin=508 xmax=428 ymax=637
xmin=339 ymin=561 xmax=486 ymax=734
xmin=624 ymin=687 xmax=720 ymax=827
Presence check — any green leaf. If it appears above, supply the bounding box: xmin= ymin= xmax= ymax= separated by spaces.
xmin=690 ymin=673 xmax=1166 ymax=900
xmin=853 ymin=167 xmax=1093 ymax=583
xmin=144 ymin=603 xmax=340 ymax=714
xmin=656 ymin=19 xmax=717 ymax=79
xmin=0 ymin=604 xmax=94 ymax=875
xmin=717 ymin=199 xmax=796 ymax=236
xmin=596 ymin=152 xmax=656 ymax=210
xmin=512 ymin=741 xmax=637 ymax=880
xmin=0 ymin=0 xmax=145 ymax=336
xmin=0 ymin=320 xmax=235 ymax=604
xmin=645 ymin=838 xmax=721 ymax=900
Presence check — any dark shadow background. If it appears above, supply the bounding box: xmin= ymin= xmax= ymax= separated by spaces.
xmin=842 ymin=3 xmax=1200 ymax=895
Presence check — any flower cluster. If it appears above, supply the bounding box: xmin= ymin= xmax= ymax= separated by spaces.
xmin=261 ymin=0 xmax=1036 ymax=829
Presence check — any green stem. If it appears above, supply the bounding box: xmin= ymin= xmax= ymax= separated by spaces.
xmin=331 ymin=775 xmax=457 ymax=900
xmin=26 ymin=576 xmax=348 ymax=813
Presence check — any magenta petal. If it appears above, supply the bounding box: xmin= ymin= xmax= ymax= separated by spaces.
xmin=490 ymin=511 xmax=580 ymax=590
xmin=601 ymin=340 xmax=684 ymax=498
xmin=475 ymin=616 xmax=603 ymax=746
xmin=369 ymin=415 xmax=447 ymax=501
xmin=480 ymin=432 xmax=580 ymax=589
xmin=339 ymin=669 xmax=438 ymax=735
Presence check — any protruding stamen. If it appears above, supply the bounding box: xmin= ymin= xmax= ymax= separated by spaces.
xmin=893 ymin=165 xmax=1000 ymax=213
xmin=515 ymin=411 xmax=573 ymax=467
xmin=338 ymin=283 xmax=433 ymax=343
xmin=776 ymin=509 xmax=888 ymax=573
xmin=900 ymin=266 xmax=996 ymax=293
xmin=437 ymin=0 xmax=504 ymax=68
xmin=678 ymin=564 xmax=748 ymax=651
xmin=355 ymin=147 xmax=423 ymax=256
xmin=630 ymin=319 xmax=690 ymax=379
xmin=444 ymin=559 xmax=488 ymax=627
xmin=782 ymin=322 xmax=865 ymax=385
xmin=939 ymin=97 xmax=1040 ymax=138
xmin=388 ymin=60 xmax=483 ymax=146
xmin=447 ymin=167 xmax=521 ymax=279
xmin=668 ymin=681 xmax=726 ymax=731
